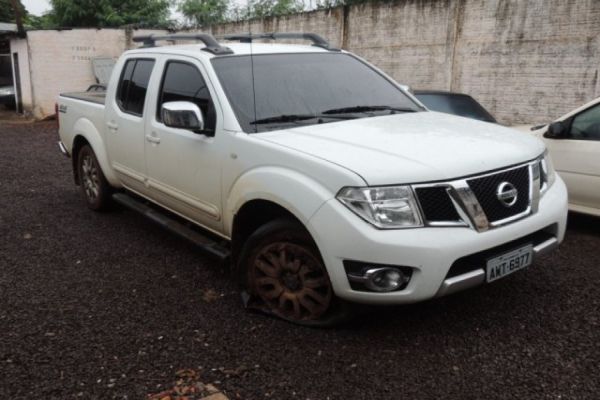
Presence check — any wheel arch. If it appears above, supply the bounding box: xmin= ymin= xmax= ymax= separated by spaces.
xmin=71 ymin=118 xmax=120 ymax=187
xmin=231 ymin=199 xmax=304 ymax=268
xmin=226 ymin=167 xmax=335 ymax=268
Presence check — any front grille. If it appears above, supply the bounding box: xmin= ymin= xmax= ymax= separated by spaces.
xmin=467 ymin=165 xmax=530 ymax=223
xmin=415 ymin=186 xmax=460 ymax=222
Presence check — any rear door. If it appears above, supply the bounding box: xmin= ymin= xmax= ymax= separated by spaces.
xmin=105 ymin=57 xmax=155 ymax=194
xmin=143 ymin=56 xmax=226 ymax=233
xmin=545 ymin=102 xmax=600 ymax=210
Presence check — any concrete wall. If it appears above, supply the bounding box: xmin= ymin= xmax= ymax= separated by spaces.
xmin=13 ymin=29 xmax=165 ymax=118
xmin=11 ymin=0 xmax=600 ymax=123
xmin=25 ymin=30 xmax=125 ymax=118
xmin=8 ymin=38 xmax=33 ymax=112
xmin=210 ymin=0 xmax=600 ymax=125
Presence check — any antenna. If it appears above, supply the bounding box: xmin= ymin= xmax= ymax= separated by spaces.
xmin=249 ymin=25 xmax=258 ymax=133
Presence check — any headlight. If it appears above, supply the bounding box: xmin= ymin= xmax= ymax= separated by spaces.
xmin=337 ymin=186 xmax=423 ymax=229
xmin=540 ymin=149 xmax=556 ymax=193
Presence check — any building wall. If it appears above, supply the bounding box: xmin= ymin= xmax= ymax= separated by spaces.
xmin=13 ymin=0 xmax=600 ymax=123
xmin=8 ymin=38 xmax=32 ymax=113
xmin=210 ymin=8 xmax=345 ymax=48
xmin=25 ymin=30 xmax=124 ymax=118
xmin=212 ymin=0 xmax=600 ymax=125
xmin=21 ymin=29 xmax=165 ymax=118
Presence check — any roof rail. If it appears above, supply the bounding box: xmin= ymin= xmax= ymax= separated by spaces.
xmin=132 ymin=33 xmax=234 ymax=55
xmin=221 ymin=32 xmax=340 ymax=51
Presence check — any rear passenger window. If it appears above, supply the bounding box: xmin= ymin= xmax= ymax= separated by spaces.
xmin=116 ymin=59 xmax=155 ymax=116
xmin=157 ymin=61 xmax=216 ymax=132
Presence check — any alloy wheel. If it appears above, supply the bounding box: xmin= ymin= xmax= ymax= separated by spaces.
xmin=250 ymin=242 xmax=333 ymax=321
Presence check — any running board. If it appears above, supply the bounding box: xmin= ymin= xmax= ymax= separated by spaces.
xmin=112 ymin=192 xmax=230 ymax=262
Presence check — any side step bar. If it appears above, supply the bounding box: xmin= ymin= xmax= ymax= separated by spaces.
xmin=112 ymin=193 xmax=231 ymax=262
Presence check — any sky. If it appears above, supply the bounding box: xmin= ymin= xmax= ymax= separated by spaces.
xmin=21 ymin=0 xmax=51 ymax=16
xmin=19 ymin=0 xmax=253 ymax=20
xmin=20 ymin=0 xmax=187 ymax=20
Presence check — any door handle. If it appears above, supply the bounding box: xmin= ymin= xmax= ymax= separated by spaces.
xmin=145 ymin=134 xmax=161 ymax=144
xmin=107 ymin=121 xmax=118 ymax=131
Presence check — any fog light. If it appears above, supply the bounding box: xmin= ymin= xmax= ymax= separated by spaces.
xmin=345 ymin=261 xmax=412 ymax=292
xmin=364 ymin=267 xmax=405 ymax=292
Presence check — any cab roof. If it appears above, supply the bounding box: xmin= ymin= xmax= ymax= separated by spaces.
xmin=125 ymin=42 xmax=334 ymax=59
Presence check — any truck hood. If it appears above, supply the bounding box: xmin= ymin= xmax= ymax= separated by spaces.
xmin=256 ymin=111 xmax=545 ymax=185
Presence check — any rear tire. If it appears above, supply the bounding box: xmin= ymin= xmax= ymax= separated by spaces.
xmin=77 ymin=144 xmax=111 ymax=211
xmin=239 ymin=218 xmax=352 ymax=327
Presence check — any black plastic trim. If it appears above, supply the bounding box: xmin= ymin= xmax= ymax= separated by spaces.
xmin=221 ymin=32 xmax=341 ymax=51
xmin=132 ymin=33 xmax=234 ymax=55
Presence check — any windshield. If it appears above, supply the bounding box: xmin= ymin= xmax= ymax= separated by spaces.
xmin=414 ymin=93 xmax=497 ymax=123
xmin=212 ymin=53 xmax=422 ymax=133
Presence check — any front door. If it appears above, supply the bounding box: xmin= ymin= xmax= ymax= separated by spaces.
xmin=144 ymin=57 xmax=225 ymax=233
xmin=545 ymin=102 xmax=600 ymax=211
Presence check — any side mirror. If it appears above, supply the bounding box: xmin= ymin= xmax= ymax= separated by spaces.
xmin=545 ymin=121 xmax=566 ymax=138
xmin=162 ymin=101 xmax=205 ymax=132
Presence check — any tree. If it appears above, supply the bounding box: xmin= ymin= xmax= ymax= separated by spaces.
xmin=49 ymin=0 xmax=173 ymax=28
xmin=1 ymin=0 xmax=28 ymax=23
xmin=244 ymin=0 xmax=304 ymax=19
xmin=2 ymin=0 xmax=27 ymax=36
xmin=178 ymin=0 xmax=229 ymax=27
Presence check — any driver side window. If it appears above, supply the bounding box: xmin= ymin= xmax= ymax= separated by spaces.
xmin=157 ymin=61 xmax=216 ymax=133
xmin=568 ymin=104 xmax=600 ymax=140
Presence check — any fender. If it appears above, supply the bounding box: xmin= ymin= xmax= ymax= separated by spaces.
xmin=224 ymin=166 xmax=336 ymax=238
xmin=72 ymin=117 xmax=121 ymax=187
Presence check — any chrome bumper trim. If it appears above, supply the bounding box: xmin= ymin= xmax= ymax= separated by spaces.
xmin=58 ymin=141 xmax=69 ymax=157
xmin=532 ymin=237 xmax=559 ymax=258
xmin=437 ymin=235 xmax=559 ymax=297
xmin=436 ymin=269 xmax=485 ymax=297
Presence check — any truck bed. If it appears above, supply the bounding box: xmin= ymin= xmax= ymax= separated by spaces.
xmin=61 ymin=90 xmax=106 ymax=105
xmin=58 ymin=90 xmax=106 ymax=157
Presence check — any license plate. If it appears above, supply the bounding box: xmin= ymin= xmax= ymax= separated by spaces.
xmin=486 ymin=244 xmax=533 ymax=283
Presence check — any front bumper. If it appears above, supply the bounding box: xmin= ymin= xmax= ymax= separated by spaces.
xmin=308 ymin=176 xmax=568 ymax=305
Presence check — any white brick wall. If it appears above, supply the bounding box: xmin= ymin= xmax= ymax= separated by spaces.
xmin=26 ymin=29 xmax=126 ymax=118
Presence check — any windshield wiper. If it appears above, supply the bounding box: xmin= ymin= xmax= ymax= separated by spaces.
xmin=250 ymin=113 xmax=353 ymax=125
xmin=321 ymin=105 xmax=419 ymax=115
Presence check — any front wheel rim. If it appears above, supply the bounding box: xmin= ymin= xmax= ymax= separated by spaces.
xmin=250 ymin=242 xmax=332 ymax=321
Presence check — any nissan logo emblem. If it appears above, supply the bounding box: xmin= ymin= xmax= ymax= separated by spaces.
xmin=496 ymin=182 xmax=518 ymax=207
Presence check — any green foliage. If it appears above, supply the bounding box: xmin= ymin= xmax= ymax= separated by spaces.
xmin=242 ymin=0 xmax=305 ymax=19
xmin=24 ymin=13 xmax=56 ymax=29
xmin=178 ymin=0 xmax=229 ymax=27
xmin=49 ymin=0 xmax=174 ymax=28
xmin=315 ymin=0 xmax=371 ymax=9
xmin=0 ymin=0 xmax=27 ymax=23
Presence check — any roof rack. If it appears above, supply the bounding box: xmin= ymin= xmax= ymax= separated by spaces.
xmin=221 ymin=32 xmax=340 ymax=51
xmin=132 ymin=33 xmax=234 ymax=55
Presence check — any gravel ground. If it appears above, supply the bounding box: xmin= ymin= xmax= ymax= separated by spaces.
xmin=1 ymin=120 xmax=599 ymax=399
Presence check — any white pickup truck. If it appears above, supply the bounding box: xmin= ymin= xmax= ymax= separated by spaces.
xmin=57 ymin=33 xmax=568 ymax=326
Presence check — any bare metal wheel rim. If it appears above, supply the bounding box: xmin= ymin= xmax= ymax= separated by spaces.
xmin=81 ymin=154 xmax=100 ymax=201
xmin=251 ymin=242 xmax=333 ymax=321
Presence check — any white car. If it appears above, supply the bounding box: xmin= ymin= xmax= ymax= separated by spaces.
xmin=517 ymin=97 xmax=600 ymax=217
xmin=56 ymin=32 xmax=568 ymax=326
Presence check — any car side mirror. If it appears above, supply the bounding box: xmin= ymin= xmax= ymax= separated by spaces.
xmin=545 ymin=121 xmax=566 ymax=138
xmin=162 ymin=101 xmax=205 ymax=133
